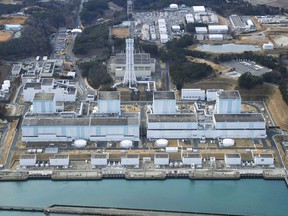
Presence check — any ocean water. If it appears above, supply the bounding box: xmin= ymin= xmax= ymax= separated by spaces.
xmin=0 ymin=179 xmax=287 ymax=216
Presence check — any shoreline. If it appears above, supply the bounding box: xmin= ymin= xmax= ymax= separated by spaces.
xmin=0 ymin=168 xmax=285 ymax=182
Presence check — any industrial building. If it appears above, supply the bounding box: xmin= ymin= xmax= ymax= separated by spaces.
xmin=229 ymin=15 xmax=247 ymax=32
xmin=154 ymin=153 xmax=169 ymax=166
xmin=263 ymin=42 xmax=274 ymax=50
xmin=181 ymin=89 xmax=205 ymax=100
xmin=109 ymin=53 xmax=156 ymax=78
xmin=32 ymin=93 xmax=56 ymax=114
xmin=11 ymin=63 xmax=22 ymax=76
xmin=208 ymin=34 xmax=223 ymax=41
xmin=185 ymin=14 xmax=194 ymax=23
xmin=193 ymin=6 xmax=206 ymax=13
xmin=224 ymin=154 xmax=241 ymax=166
xmin=91 ymin=154 xmax=109 ymax=166
xmin=98 ymin=91 xmax=121 ymax=114
xmin=22 ymin=91 xmax=140 ymax=142
xmin=254 ymin=153 xmax=274 ymax=166
xmin=153 ymin=91 xmax=176 ymax=114
xmin=121 ymin=154 xmax=140 ymax=166
xmin=208 ymin=25 xmax=228 ymax=34
xmin=49 ymin=154 xmax=70 ymax=166
xmin=182 ymin=153 xmax=202 ymax=166
xmin=216 ymin=91 xmax=241 ymax=114
xmin=19 ymin=154 xmax=36 ymax=167
xmin=195 ymin=27 xmax=208 ymax=34
xmin=147 ymin=90 xmax=266 ymax=139
xmin=23 ymin=78 xmax=77 ymax=102
xmin=206 ymin=89 xmax=223 ymax=101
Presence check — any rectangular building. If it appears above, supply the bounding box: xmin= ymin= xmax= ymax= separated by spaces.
xmin=153 ymin=91 xmax=176 ymax=114
xmin=208 ymin=25 xmax=228 ymax=34
xmin=182 ymin=153 xmax=202 ymax=165
xmin=49 ymin=154 xmax=69 ymax=166
xmin=181 ymin=89 xmax=205 ymax=100
xmin=154 ymin=153 xmax=169 ymax=166
xmin=254 ymin=153 xmax=274 ymax=165
xmin=216 ymin=90 xmax=241 ymax=114
xmin=224 ymin=154 xmax=241 ymax=166
xmin=19 ymin=154 xmax=36 ymax=167
xmin=98 ymin=91 xmax=121 ymax=114
xmin=32 ymin=93 xmax=56 ymax=114
xmin=121 ymin=154 xmax=140 ymax=166
xmin=91 ymin=154 xmax=109 ymax=166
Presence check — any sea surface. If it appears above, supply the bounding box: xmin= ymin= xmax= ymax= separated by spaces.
xmin=195 ymin=44 xmax=261 ymax=53
xmin=0 ymin=179 xmax=287 ymax=216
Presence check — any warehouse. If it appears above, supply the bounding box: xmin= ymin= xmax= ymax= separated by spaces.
xmin=23 ymin=78 xmax=77 ymax=102
xmin=91 ymin=154 xmax=109 ymax=166
xmin=19 ymin=154 xmax=36 ymax=167
xmin=195 ymin=27 xmax=208 ymax=34
xmin=109 ymin=53 xmax=156 ymax=78
xmin=254 ymin=153 xmax=274 ymax=166
xmin=206 ymin=89 xmax=223 ymax=101
xmin=181 ymin=89 xmax=205 ymax=100
xmin=193 ymin=6 xmax=206 ymax=13
xmin=154 ymin=153 xmax=169 ymax=166
xmin=229 ymin=15 xmax=246 ymax=32
xmin=208 ymin=25 xmax=228 ymax=34
xmin=208 ymin=34 xmax=223 ymax=41
xmin=49 ymin=154 xmax=69 ymax=167
xmin=216 ymin=90 xmax=241 ymax=114
xmin=182 ymin=153 xmax=202 ymax=166
xmin=121 ymin=154 xmax=140 ymax=166
xmin=185 ymin=14 xmax=194 ymax=23
xmin=153 ymin=91 xmax=176 ymax=114
xmin=224 ymin=154 xmax=241 ymax=166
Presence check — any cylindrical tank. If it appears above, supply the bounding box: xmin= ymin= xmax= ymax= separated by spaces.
xmin=170 ymin=3 xmax=178 ymax=9
xmin=120 ymin=140 xmax=133 ymax=148
xmin=73 ymin=139 xmax=87 ymax=148
xmin=155 ymin=139 xmax=168 ymax=147
xmin=222 ymin=138 xmax=235 ymax=147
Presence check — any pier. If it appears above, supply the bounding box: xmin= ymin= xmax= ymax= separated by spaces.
xmin=0 ymin=204 xmax=247 ymax=215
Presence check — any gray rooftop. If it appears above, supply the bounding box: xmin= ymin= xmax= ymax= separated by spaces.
xmin=225 ymin=153 xmax=241 ymax=158
xmin=51 ymin=154 xmax=69 ymax=159
xmin=24 ymin=82 xmax=41 ymax=90
xmin=115 ymin=53 xmax=151 ymax=65
xmin=183 ymin=153 xmax=202 ymax=158
xmin=23 ymin=116 xmax=139 ymax=126
xmin=20 ymin=154 xmax=36 ymax=159
xmin=155 ymin=153 xmax=169 ymax=158
xmin=218 ymin=90 xmax=241 ymax=100
xmin=123 ymin=154 xmax=139 ymax=158
xmin=41 ymin=78 xmax=54 ymax=86
xmin=98 ymin=91 xmax=120 ymax=100
xmin=148 ymin=114 xmax=197 ymax=122
xmin=154 ymin=91 xmax=175 ymax=100
xmin=91 ymin=154 xmax=108 ymax=159
xmin=214 ymin=113 xmax=265 ymax=122
xmin=33 ymin=93 xmax=55 ymax=101
xmin=258 ymin=153 xmax=274 ymax=158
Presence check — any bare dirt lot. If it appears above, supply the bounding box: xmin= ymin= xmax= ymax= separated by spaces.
xmin=187 ymin=56 xmax=228 ymax=72
xmin=269 ymin=34 xmax=288 ymax=47
xmin=0 ymin=30 xmax=12 ymax=42
xmin=0 ymin=15 xmax=28 ymax=25
xmin=183 ymin=77 xmax=237 ymax=90
xmin=111 ymin=27 xmax=129 ymax=38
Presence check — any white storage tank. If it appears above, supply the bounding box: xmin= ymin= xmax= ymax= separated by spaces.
xmin=222 ymin=138 xmax=235 ymax=147
xmin=120 ymin=140 xmax=133 ymax=148
xmin=3 ymin=80 xmax=10 ymax=88
xmin=170 ymin=4 xmax=178 ymax=10
xmin=155 ymin=139 xmax=168 ymax=147
xmin=73 ymin=139 xmax=87 ymax=148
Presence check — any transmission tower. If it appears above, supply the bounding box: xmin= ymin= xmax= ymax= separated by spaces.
xmin=127 ymin=0 xmax=133 ymax=16
xmin=123 ymin=39 xmax=137 ymax=88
